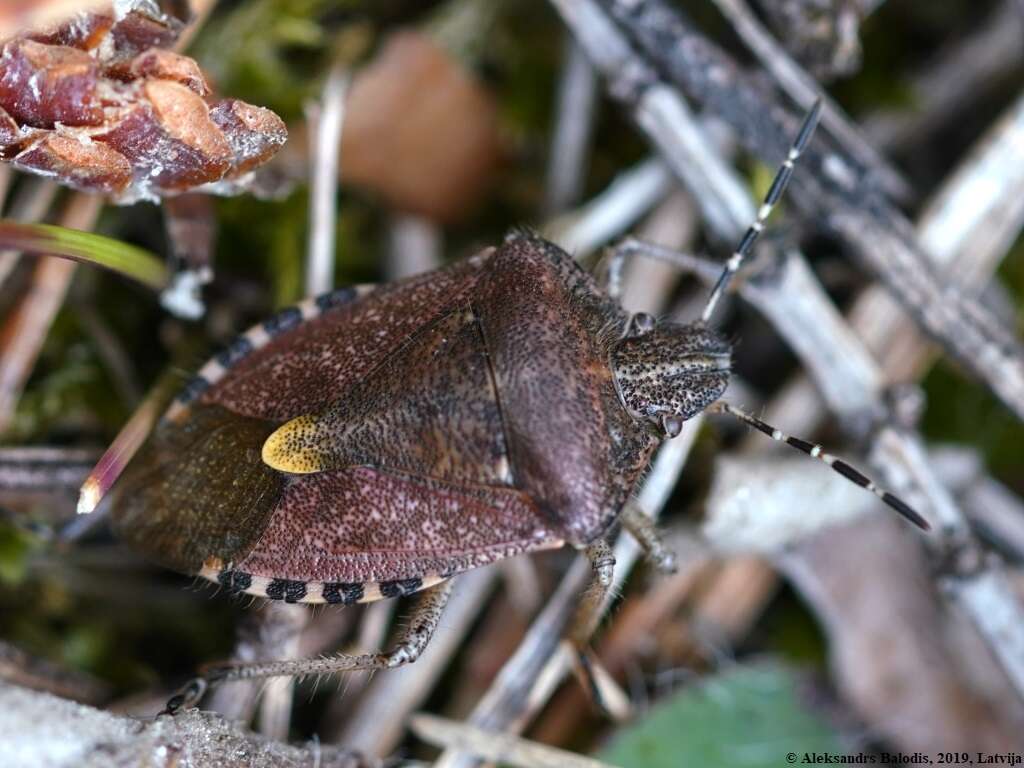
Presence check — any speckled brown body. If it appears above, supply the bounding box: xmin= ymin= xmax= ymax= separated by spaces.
xmin=111 ymin=231 xmax=726 ymax=604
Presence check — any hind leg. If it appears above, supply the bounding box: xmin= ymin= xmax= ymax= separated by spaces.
xmin=163 ymin=579 xmax=455 ymax=714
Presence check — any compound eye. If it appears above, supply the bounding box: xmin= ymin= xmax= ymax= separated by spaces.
xmin=626 ymin=312 xmax=656 ymax=338
xmin=661 ymin=414 xmax=683 ymax=438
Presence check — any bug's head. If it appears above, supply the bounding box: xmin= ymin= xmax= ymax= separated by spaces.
xmin=611 ymin=317 xmax=731 ymax=438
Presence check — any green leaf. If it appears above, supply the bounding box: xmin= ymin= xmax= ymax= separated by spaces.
xmin=0 ymin=221 xmax=168 ymax=290
xmin=600 ymin=663 xmax=842 ymax=768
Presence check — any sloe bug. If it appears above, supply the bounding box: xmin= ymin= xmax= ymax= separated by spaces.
xmin=108 ymin=99 xmax=927 ymax=710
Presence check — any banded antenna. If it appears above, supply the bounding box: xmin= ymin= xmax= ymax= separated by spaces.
xmin=702 ymin=99 xmax=824 ymax=324
xmin=709 ymin=402 xmax=930 ymax=530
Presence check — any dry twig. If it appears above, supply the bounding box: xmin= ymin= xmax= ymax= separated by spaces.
xmin=305 ymin=63 xmax=349 ymax=297
xmin=545 ymin=34 xmax=599 ymax=215
xmin=413 ymin=712 xmax=617 ymax=768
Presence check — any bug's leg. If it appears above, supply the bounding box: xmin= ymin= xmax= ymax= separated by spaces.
xmin=620 ymin=503 xmax=677 ymax=575
xmin=622 ymin=311 xmax=656 ymax=340
xmin=562 ymin=539 xmax=620 ymax=714
xmin=709 ymin=401 xmax=931 ymax=531
xmin=595 ymin=246 xmax=628 ymax=301
xmin=569 ymin=539 xmax=616 ymax=646
xmin=609 ymin=238 xmax=720 ymax=284
xmin=593 ymin=248 xmax=659 ymax=340
xmin=593 ymin=246 xmax=671 ymax=346
xmin=161 ymin=579 xmax=455 ymax=714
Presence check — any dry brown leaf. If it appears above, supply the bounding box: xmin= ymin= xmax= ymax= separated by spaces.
xmin=342 ymin=31 xmax=503 ymax=223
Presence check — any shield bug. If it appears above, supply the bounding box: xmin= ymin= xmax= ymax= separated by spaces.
xmin=108 ymin=99 xmax=927 ymax=710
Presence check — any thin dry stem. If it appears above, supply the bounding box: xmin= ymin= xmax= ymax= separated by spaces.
xmin=256 ymin=605 xmax=308 ymax=741
xmin=75 ymin=369 xmax=179 ymax=517
xmin=305 ymin=64 xmax=349 ymax=297
xmin=545 ymin=34 xmax=599 ymax=215
xmin=413 ymin=713 xmax=617 ymax=768
xmin=386 ymin=213 xmax=442 ymax=280
xmin=543 ymin=157 xmax=673 ymax=257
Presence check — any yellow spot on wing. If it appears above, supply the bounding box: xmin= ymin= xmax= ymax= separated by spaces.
xmin=262 ymin=414 xmax=330 ymax=474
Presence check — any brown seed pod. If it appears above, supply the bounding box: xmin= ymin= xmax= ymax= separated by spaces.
xmin=0 ymin=5 xmax=287 ymax=203
xmin=0 ymin=1 xmax=113 ymax=47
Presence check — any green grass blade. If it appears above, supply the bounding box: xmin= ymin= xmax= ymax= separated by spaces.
xmin=0 ymin=221 xmax=168 ymax=290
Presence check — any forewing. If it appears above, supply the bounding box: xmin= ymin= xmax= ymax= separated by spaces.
xmin=110 ymin=404 xmax=285 ymax=574
xmin=230 ymin=466 xmax=564 ymax=589
xmin=262 ymin=307 xmax=510 ymax=487
xmin=115 ymin=254 xmax=493 ymax=575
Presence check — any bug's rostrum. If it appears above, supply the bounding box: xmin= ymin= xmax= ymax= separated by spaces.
xmin=611 ymin=321 xmax=731 ymax=436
